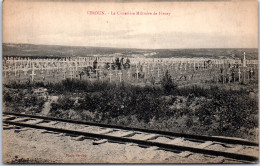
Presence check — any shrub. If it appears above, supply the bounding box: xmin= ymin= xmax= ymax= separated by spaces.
xmin=50 ymin=95 xmax=75 ymax=111
xmin=161 ymin=70 xmax=177 ymax=94
xmin=177 ymin=85 xmax=212 ymax=97
xmin=3 ymin=90 xmax=12 ymax=102
xmin=3 ymin=88 xmax=46 ymax=113
xmin=3 ymin=78 xmax=258 ymax=140
xmin=195 ymin=89 xmax=258 ymax=136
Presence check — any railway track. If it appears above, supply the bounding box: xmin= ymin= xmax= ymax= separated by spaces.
xmin=3 ymin=112 xmax=259 ymax=163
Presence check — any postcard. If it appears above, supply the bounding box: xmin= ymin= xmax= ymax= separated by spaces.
xmin=2 ymin=0 xmax=258 ymax=164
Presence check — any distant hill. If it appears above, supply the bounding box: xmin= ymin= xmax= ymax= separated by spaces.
xmin=2 ymin=43 xmax=258 ymax=60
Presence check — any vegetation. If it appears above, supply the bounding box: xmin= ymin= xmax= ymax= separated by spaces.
xmin=3 ymin=88 xmax=46 ymax=114
xmin=3 ymin=71 xmax=258 ymax=140
xmin=161 ymin=70 xmax=177 ymax=94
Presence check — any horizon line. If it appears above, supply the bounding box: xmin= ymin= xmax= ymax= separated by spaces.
xmin=3 ymin=42 xmax=258 ymax=50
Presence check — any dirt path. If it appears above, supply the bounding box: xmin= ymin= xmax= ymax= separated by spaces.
xmin=41 ymin=96 xmax=58 ymax=116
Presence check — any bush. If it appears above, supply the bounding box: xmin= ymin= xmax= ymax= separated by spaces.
xmin=3 ymin=90 xmax=12 ymax=102
xmin=47 ymin=83 xmax=169 ymax=123
xmin=3 ymin=78 xmax=258 ymax=140
xmin=195 ymin=88 xmax=258 ymax=136
xmin=50 ymin=95 xmax=75 ymax=114
xmin=161 ymin=70 xmax=177 ymax=94
xmin=3 ymin=88 xmax=46 ymax=113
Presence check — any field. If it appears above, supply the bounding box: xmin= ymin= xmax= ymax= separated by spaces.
xmin=3 ymin=43 xmax=258 ymax=59
xmin=2 ymin=44 xmax=259 ymax=141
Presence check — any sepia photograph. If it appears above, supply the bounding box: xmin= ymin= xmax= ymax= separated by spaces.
xmin=2 ymin=0 xmax=259 ymax=164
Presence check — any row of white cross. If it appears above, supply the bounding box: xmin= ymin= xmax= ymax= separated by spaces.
xmin=3 ymin=54 xmax=258 ymax=83
xmin=4 ymin=63 xmax=257 ymax=84
xmin=3 ymin=54 xmax=258 ymax=68
xmin=4 ymin=58 xmax=257 ymax=75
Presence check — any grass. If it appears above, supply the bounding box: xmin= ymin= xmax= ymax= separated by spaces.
xmin=3 ymin=72 xmax=258 ymax=140
xmin=3 ymin=87 xmax=46 ymax=114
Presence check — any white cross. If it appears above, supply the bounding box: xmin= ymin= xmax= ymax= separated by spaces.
xmin=109 ymin=63 xmax=112 ymax=70
xmin=46 ymin=65 xmax=51 ymax=74
xmin=150 ymin=68 xmax=154 ymax=77
xmin=30 ymin=70 xmax=36 ymax=82
xmin=249 ymin=68 xmax=254 ymax=79
xmin=238 ymin=68 xmax=241 ymax=82
xmin=127 ymin=70 xmax=131 ymax=78
xmin=23 ymin=68 xmax=29 ymax=76
xmin=118 ymin=72 xmax=122 ymax=82
xmin=136 ymin=69 xmax=139 ymax=79
xmin=98 ymin=69 xmax=103 ymax=80
xmin=41 ymin=72 xmax=45 ymax=80
xmin=162 ymin=65 xmax=166 ymax=75
xmin=95 ymin=69 xmax=100 ymax=79
xmin=4 ymin=67 xmax=7 ymax=77
xmin=69 ymin=71 xmax=74 ymax=80
xmin=89 ymin=69 xmax=93 ymax=79
xmin=109 ymin=72 xmax=113 ymax=82
xmin=63 ymin=71 xmax=66 ymax=79
xmin=243 ymin=52 xmax=247 ymax=67
xmin=75 ymin=61 xmax=78 ymax=71
xmin=52 ymin=64 xmax=55 ymax=72
xmin=115 ymin=68 xmax=118 ymax=77
xmin=170 ymin=64 xmax=174 ymax=71
xmin=157 ymin=66 xmax=160 ymax=78
xmin=41 ymin=65 xmax=44 ymax=72
xmin=247 ymin=68 xmax=250 ymax=80
xmin=14 ymin=62 xmax=17 ymax=76
xmin=166 ymin=64 xmax=169 ymax=71
xmin=57 ymin=63 xmax=61 ymax=71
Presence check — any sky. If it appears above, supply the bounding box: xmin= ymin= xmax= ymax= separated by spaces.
xmin=3 ymin=0 xmax=258 ymax=49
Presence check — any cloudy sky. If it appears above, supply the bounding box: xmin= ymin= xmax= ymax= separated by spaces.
xmin=3 ymin=0 xmax=258 ymax=49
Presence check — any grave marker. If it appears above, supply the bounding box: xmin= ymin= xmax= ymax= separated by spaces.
xmin=243 ymin=52 xmax=247 ymax=67
xmin=118 ymin=71 xmax=122 ymax=82
xmin=238 ymin=68 xmax=241 ymax=82
xmin=157 ymin=65 xmax=160 ymax=78
xmin=30 ymin=70 xmax=36 ymax=82
xmin=89 ymin=69 xmax=93 ymax=79
xmin=63 ymin=71 xmax=67 ymax=79
xmin=109 ymin=71 xmax=113 ymax=82
xmin=127 ymin=69 xmax=131 ymax=78
xmin=136 ymin=68 xmax=139 ymax=79
xmin=98 ymin=69 xmax=103 ymax=80
xmin=250 ymin=68 xmax=254 ymax=80
xmin=69 ymin=71 xmax=74 ymax=80
xmin=95 ymin=68 xmax=100 ymax=79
